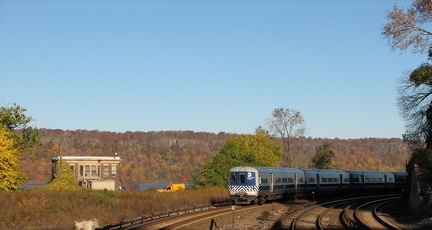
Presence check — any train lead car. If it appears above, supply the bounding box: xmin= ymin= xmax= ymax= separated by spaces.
xmin=228 ymin=166 xmax=408 ymax=205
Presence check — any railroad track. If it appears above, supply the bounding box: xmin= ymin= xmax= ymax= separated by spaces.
xmin=354 ymin=196 xmax=403 ymax=230
xmin=99 ymin=195 xmax=407 ymax=230
xmin=281 ymin=194 xmax=404 ymax=230
xmin=121 ymin=203 xmax=279 ymax=230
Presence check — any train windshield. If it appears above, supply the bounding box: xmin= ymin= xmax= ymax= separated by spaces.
xmin=230 ymin=171 xmax=256 ymax=185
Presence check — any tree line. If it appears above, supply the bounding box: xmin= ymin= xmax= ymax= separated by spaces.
xmin=23 ymin=128 xmax=409 ymax=186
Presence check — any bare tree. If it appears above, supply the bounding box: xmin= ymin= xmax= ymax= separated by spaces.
xmin=398 ymin=64 xmax=432 ymax=149
xmin=382 ymin=0 xmax=432 ymax=54
xmin=266 ymin=108 xmax=305 ymax=167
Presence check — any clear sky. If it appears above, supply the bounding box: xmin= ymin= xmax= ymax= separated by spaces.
xmin=0 ymin=0 xmax=427 ymax=139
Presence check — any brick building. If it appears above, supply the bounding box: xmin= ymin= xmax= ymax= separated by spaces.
xmin=51 ymin=155 xmax=122 ymax=191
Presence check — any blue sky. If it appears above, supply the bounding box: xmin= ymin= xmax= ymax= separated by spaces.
xmin=0 ymin=0 xmax=426 ymax=139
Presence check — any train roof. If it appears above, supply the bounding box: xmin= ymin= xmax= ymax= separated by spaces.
xmin=229 ymin=166 xmax=304 ymax=173
xmin=302 ymin=169 xmax=350 ymax=174
xmin=347 ymin=170 xmax=394 ymax=176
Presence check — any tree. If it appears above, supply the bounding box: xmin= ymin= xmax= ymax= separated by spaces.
xmin=0 ymin=126 xmax=24 ymax=191
xmin=382 ymin=0 xmax=432 ymax=54
xmin=383 ymin=0 xmax=432 ymax=199
xmin=48 ymin=159 xmax=78 ymax=191
xmin=310 ymin=143 xmax=335 ymax=169
xmin=195 ymin=133 xmax=281 ymax=187
xmin=383 ymin=1 xmax=432 ymax=148
xmin=398 ymin=64 xmax=432 ymax=148
xmin=266 ymin=107 xmax=305 ymax=167
xmin=0 ymin=103 xmax=41 ymax=156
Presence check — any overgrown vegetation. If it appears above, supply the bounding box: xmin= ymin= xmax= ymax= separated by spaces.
xmin=0 ymin=186 xmax=229 ymax=230
xmin=47 ymin=159 xmax=78 ymax=191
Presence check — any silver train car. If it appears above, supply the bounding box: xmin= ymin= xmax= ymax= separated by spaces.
xmin=228 ymin=166 xmax=407 ymax=205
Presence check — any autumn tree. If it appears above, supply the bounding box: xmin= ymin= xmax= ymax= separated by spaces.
xmin=48 ymin=159 xmax=78 ymax=191
xmin=195 ymin=133 xmax=281 ymax=187
xmin=265 ymin=107 xmax=305 ymax=167
xmin=0 ymin=126 xmax=24 ymax=191
xmin=0 ymin=103 xmax=39 ymax=190
xmin=310 ymin=143 xmax=335 ymax=169
xmin=382 ymin=0 xmax=432 ymax=54
xmin=0 ymin=103 xmax=41 ymax=157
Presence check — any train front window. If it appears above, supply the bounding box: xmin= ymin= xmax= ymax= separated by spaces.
xmin=230 ymin=173 xmax=237 ymax=183
xmin=231 ymin=171 xmax=256 ymax=185
xmin=239 ymin=173 xmax=246 ymax=183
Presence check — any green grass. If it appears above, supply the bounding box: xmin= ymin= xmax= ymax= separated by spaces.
xmin=0 ymin=186 xmax=230 ymax=230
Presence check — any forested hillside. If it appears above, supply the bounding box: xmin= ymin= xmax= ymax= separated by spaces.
xmin=20 ymin=129 xmax=411 ymax=185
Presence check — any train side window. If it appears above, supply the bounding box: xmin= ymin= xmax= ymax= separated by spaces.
xmin=344 ymin=178 xmax=349 ymax=183
xmin=378 ymin=178 xmax=383 ymax=182
xmin=261 ymin=177 xmax=268 ymax=184
xmin=334 ymin=178 xmax=339 ymax=183
xmin=282 ymin=178 xmax=288 ymax=183
xmin=365 ymin=178 xmax=370 ymax=182
xmin=79 ymin=165 xmax=84 ymax=177
xmin=298 ymin=177 xmax=304 ymax=183
xmin=230 ymin=173 xmax=237 ymax=183
xmin=275 ymin=178 xmax=282 ymax=183
xmin=288 ymin=177 xmax=294 ymax=183
xmin=308 ymin=177 xmax=315 ymax=183
xmin=322 ymin=178 xmax=327 ymax=182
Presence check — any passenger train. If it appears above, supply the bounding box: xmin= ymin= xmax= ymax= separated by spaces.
xmin=228 ymin=166 xmax=408 ymax=205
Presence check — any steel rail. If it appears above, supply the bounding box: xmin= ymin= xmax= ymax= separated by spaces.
xmin=353 ymin=196 xmax=401 ymax=230
xmin=373 ymin=199 xmax=402 ymax=230
xmin=290 ymin=194 xmax=400 ymax=230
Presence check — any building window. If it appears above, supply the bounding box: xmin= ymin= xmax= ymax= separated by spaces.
xmin=111 ymin=165 xmax=117 ymax=177
xmin=69 ymin=164 xmax=75 ymax=174
xmin=103 ymin=165 xmax=109 ymax=177
xmin=85 ymin=165 xmax=90 ymax=176
xmin=79 ymin=165 xmax=84 ymax=177
xmin=91 ymin=165 xmax=97 ymax=176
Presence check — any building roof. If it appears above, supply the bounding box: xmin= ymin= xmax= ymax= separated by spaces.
xmin=51 ymin=156 xmax=121 ymax=162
